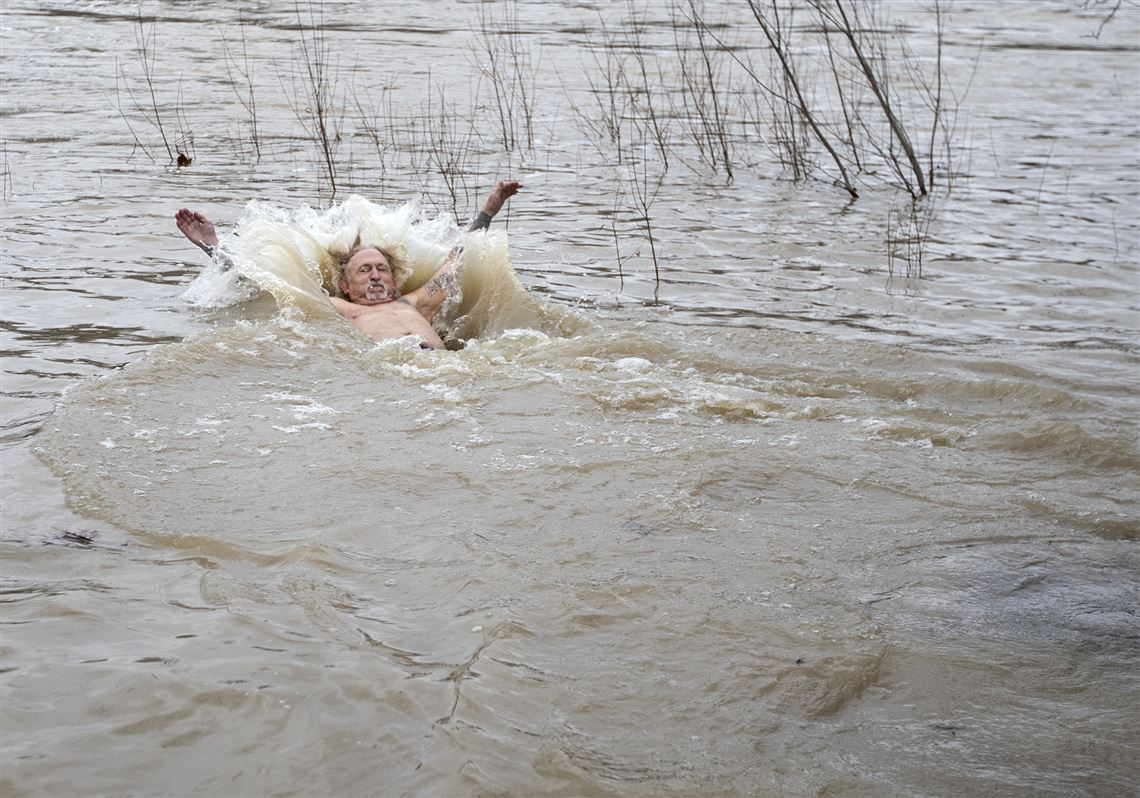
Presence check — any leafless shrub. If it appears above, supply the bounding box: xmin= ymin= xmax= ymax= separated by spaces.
xmin=172 ymin=77 xmax=195 ymax=166
xmin=744 ymin=0 xmax=859 ymax=196
xmin=619 ymin=1 xmax=673 ymax=172
xmin=350 ymin=70 xmax=483 ymax=222
xmin=471 ymin=3 xmax=538 ymax=153
xmin=886 ymin=195 xmax=935 ymax=279
xmin=821 ymin=16 xmax=865 ymax=174
xmin=1 ymin=143 xmax=13 ymax=201
xmin=813 ymin=1 xmax=928 ymax=196
xmin=351 ymin=79 xmax=397 ymax=203
xmin=1082 ymin=0 xmax=1137 ymax=38
xmin=424 ymin=85 xmax=481 ymax=225
xmin=721 ymin=0 xmax=965 ymax=200
xmin=626 ymin=132 xmax=665 ymax=303
xmin=564 ymin=13 xmax=631 ymax=163
xmin=286 ymin=1 xmax=344 ymax=201
xmin=563 ymin=5 xmax=673 ymax=298
xmin=132 ymin=7 xmax=173 ymax=162
xmin=606 ymin=176 xmax=636 ymax=295
xmin=918 ymin=1 xmax=978 ymax=193
xmin=222 ymin=12 xmax=262 ymax=163
xmin=671 ymin=0 xmax=737 ymax=183
xmin=112 ymin=6 xmax=192 ymax=166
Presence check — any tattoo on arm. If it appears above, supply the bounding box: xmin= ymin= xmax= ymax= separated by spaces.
xmin=424 ymin=274 xmax=446 ymax=297
xmin=423 ymin=260 xmax=462 ymax=302
xmin=467 ymin=211 xmax=493 ymax=232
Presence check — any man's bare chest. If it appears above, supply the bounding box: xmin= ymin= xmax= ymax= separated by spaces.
xmin=344 ymin=299 xmax=419 ymax=322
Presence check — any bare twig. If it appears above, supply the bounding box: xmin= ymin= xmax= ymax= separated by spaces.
xmin=173 ymin=76 xmax=195 ymax=165
xmin=472 ymin=4 xmax=538 ymax=153
xmin=134 ymin=6 xmax=174 ymax=163
xmin=1082 ymin=0 xmax=1133 ymax=38
xmin=686 ymin=0 xmax=734 ymax=183
xmin=626 ymin=129 xmax=665 ymax=302
xmin=110 ymin=6 xmax=186 ymax=165
xmin=288 ymin=1 xmax=344 ymax=201
xmin=817 ymin=0 xmax=927 ymax=196
xmin=747 ymin=0 xmax=859 ymax=197
xmin=621 ymin=0 xmax=672 ymax=171
xmin=886 ymin=195 xmax=935 ymax=279
xmin=222 ymin=12 xmax=262 ymax=163
xmin=112 ymin=60 xmax=155 ymax=162
xmin=425 ymin=83 xmax=479 ymax=224
xmin=608 ymin=173 xmax=631 ymax=294
xmin=351 ymin=79 xmax=395 ymax=203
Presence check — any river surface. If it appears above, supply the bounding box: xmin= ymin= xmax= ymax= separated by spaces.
xmin=2 ymin=2 xmax=1138 ymax=796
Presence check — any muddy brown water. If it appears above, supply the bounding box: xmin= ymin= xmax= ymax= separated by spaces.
xmin=2 ymin=2 xmax=1137 ymax=796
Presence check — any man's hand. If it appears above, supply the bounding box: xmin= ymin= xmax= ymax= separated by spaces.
xmin=482 ymin=180 xmax=522 ymax=218
xmin=175 ymin=208 xmax=220 ymax=254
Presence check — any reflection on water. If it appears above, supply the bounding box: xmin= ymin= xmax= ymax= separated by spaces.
xmin=2 ymin=1 xmax=1138 ymax=796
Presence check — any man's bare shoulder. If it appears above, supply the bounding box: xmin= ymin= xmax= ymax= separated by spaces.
xmin=329 ymin=295 xmax=354 ymax=311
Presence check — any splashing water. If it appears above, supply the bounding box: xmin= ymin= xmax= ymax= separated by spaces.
xmin=180 ymin=195 xmax=583 ymax=344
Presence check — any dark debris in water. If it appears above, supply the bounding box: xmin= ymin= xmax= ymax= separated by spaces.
xmin=618 ymin=520 xmax=655 ymax=537
xmin=50 ymin=527 xmax=127 ymax=549
xmin=59 ymin=529 xmax=96 ymax=545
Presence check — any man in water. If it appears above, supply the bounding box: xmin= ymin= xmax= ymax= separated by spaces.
xmin=174 ymin=180 xmax=521 ymax=349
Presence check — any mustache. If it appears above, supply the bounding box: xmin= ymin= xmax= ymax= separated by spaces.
xmin=363 ymin=280 xmax=393 ymax=301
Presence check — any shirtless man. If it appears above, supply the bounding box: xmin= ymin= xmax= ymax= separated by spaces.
xmin=174 ymin=180 xmax=521 ymax=349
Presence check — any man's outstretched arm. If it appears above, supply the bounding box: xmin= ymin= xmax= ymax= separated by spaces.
xmin=467 ymin=180 xmax=522 ymax=232
xmin=175 ymin=209 xmax=220 ymax=256
xmin=174 ymin=207 xmax=242 ymax=273
xmin=408 ymin=180 xmax=523 ymax=322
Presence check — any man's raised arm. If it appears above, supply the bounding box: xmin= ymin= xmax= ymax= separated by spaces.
xmin=407 ymin=180 xmax=522 ymax=322
xmin=467 ymin=180 xmax=522 ymax=232
xmin=175 ymin=208 xmax=223 ymax=256
xmin=175 ymin=208 xmax=242 ymax=272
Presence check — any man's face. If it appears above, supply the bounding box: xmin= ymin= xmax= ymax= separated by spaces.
xmin=341 ymin=248 xmax=397 ymax=305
